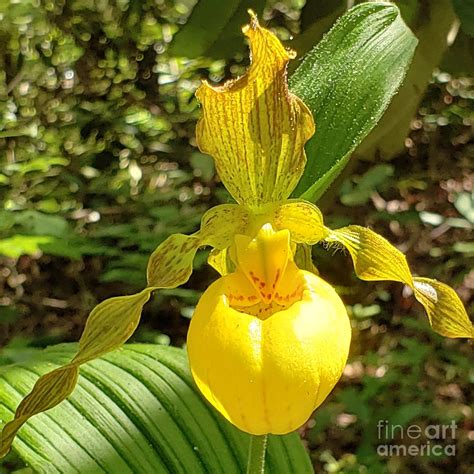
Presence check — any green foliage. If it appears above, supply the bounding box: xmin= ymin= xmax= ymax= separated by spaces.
xmin=290 ymin=2 xmax=417 ymax=201
xmin=169 ymin=0 xmax=266 ymax=58
xmin=0 ymin=344 xmax=312 ymax=473
xmin=340 ymin=165 xmax=394 ymax=207
xmin=453 ymin=0 xmax=474 ymax=36
xmin=0 ymin=0 xmax=218 ymax=288
xmin=356 ymin=0 xmax=457 ymax=162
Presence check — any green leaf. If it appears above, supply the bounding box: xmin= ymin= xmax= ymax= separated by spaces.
xmin=340 ymin=164 xmax=393 ymax=206
xmin=0 ymin=344 xmax=313 ymax=473
xmin=13 ymin=211 xmax=69 ymax=237
xmin=290 ymin=2 xmax=417 ymax=202
xmin=168 ymin=0 xmax=265 ymax=59
xmin=453 ymin=0 xmax=474 ymax=36
xmin=0 ymin=235 xmax=54 ymax=258
xmin=356 ymin=0 xmax=455 ymax=161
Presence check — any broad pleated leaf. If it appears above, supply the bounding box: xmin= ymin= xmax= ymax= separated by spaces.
xmin=325 ymin=225 xmax=473 ymax=338
xmin=290 ymin=2 xmax=417 ymax=201
xmin=196 ymin=13 xmax=315 ymax=208
xmin=0 ymin=344 xmax=313 ymax=473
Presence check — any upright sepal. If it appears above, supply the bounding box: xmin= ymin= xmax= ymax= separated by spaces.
xmin=196 ymin=12 xmax=315 ymax=208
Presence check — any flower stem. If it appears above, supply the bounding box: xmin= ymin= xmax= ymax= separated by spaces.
xmin=246 ymin=434 xmax=268 ymax=474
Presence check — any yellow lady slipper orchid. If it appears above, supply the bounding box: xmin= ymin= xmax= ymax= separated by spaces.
xmin=1 ymin=11 xmax=472 ymax=456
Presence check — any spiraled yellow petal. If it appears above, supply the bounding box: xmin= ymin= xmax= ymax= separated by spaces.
xmin=413 ymin=278 xmax=474 ymax=338
xmin=325 ymin=225 xmax=413 ymax=284
xmin=147 ymin=233 xmax=201 ymax=288
xmin=0 ymin=290 xmax=151 ymax=456
xmin=195 ymin=13 xmax=314 ymax=207
xmin=1 ymin=204 xmax=250 ymax=457
xmin=326 ymin=225 xmax=473 ymax=338
xmin=187 ymin=270 xmax=350 ymax=435
xmin=147 ymin=204 xmax=248 ymax=287
xmin=73 ymin=290 xmax=153 ymax=363
xmin=0 ymin=366 xmax=78 ymax=458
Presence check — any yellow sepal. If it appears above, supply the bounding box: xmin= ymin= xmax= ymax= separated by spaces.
xmin=326 ymin=225 xmax=473 ymax=338
xmin=271 ymin=199 xmax=327 ymax=244
xmin=196 ymin=13 xmax=314 ymax=207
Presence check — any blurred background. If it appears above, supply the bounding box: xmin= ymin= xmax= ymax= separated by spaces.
xmin=0 ymin=0 xmax=472 ymax=472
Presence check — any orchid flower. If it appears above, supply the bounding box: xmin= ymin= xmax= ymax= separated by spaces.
xmin=1 ymin=12 xmax=472 ymax=457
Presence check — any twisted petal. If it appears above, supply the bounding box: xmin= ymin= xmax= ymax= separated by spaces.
xmin=147 ymin=204 xmax=249 ymax=286
xmin=413 ymin=278 xmax=474 ymax=338
xmin=0 ymin=289 xmax=152 ymax=457
xmin=325 ymin=225 xmax=473 ymax=338
xmin=1 ymin=204 xmax=249 ymax=457
xmin=196 ymin=13 xmax=314 ymax=207
xmin=0 ymin=366 xmax=78 ymax=458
